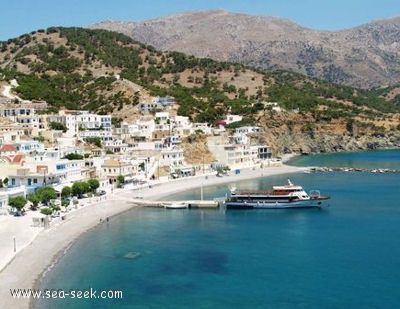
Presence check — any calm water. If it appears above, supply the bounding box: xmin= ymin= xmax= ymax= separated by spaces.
xmin=36 ymin=150 xmax=400 ymax=308
xmin=287 ymin=149 xmax=400 ymax=169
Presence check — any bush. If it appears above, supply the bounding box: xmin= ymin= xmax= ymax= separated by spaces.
xmin=40 ymin=207 xmax=53 ymax=215
xmin=63 ymin=153 xmax=84 ymax=160
xmin=49 ymin=121 xmax=68 ymax=132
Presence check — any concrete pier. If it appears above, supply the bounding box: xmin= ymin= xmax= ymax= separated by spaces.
xmin=131 ymin=199 xmax=220 ymax=209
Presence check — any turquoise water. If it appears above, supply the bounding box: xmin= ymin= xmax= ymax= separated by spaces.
xmin=36 ymin=150 xmax=400 ymax=308
xmin=287 ymin=149 xmax=400 ymax=169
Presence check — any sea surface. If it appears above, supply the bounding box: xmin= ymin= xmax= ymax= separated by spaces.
xmin=287 ymin=148 xmax=400 ymax=169
xmin=36 ymin=150 xmax=400 ymax=308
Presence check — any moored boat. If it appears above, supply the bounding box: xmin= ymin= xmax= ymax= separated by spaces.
xmin=163 ymin=202 xmax=188 ymax=209
xmin=225 ymin=179 xmax=329 ymax=209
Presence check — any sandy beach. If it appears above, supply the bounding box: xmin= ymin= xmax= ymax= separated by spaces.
xmin=0 ymin=164 xmax=306 ymax=308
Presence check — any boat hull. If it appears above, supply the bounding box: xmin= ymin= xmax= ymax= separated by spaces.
xmin=225 ymin=198 xmax=328 ymax=209
xmin=163 ymin=202 xmax=188 ymax=209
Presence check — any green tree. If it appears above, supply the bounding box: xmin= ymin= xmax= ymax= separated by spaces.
xmin=61 ymin=186 xmax=72 ymax=198
xmin=117 ymin=175 xmax=125 ymax=188
xmin=37 ymin=187 xmax=57 ymax=205
xmin=49 ymin=121 xmax=68 ymax=132
xmin=8 ymin=196 xmax=27 ymax=214
xmin=27 ymin=194 xmax=40 ymax=210
xmin=63 ymin=153 xmax=84 ymax=160
xmin=87 ymin=179 xmax=100 ymax=193
xmin=84 ymin=137 xmax=102 ymax=148
xmin=72 ymin=181 xmax=90 ymax=197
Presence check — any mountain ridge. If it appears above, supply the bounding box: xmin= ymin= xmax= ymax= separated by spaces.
xmin=90 ymin=10 xmax=400 ymax=88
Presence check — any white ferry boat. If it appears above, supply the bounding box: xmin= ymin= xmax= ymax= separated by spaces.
xmin=225 ymin=180 xmax=330 ymax=209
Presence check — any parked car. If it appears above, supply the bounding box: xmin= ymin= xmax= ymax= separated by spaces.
xmin=98 ymin=190 xmax=107 ymax=196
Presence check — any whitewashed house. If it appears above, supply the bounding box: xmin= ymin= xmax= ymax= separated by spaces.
xmin=235 ymin=126 xmax=261 ymax=135
xmin=225 ymin=114 xmax=243 ymax=125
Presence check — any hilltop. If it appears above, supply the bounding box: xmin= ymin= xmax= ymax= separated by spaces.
xmin=91 ymin=10 xmax=400 ymax=88
xmin=1 ymin=27 xmax=400 ymax=153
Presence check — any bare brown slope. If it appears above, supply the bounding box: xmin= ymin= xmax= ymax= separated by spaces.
xmin=91 ymin=10 xmax=400 ymax=88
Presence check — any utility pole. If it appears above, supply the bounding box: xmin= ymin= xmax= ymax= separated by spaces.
xmin=42 ymin=167 xmax=46 ymax=186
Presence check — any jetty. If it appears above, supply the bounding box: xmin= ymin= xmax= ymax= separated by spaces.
xmin=130 ymin=198 xmax=220 ymax=209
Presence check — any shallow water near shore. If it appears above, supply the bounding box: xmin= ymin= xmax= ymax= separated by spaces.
xmin=36 ymin=151 xmax=400 ymax=308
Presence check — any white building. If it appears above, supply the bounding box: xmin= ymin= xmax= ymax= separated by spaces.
xmin=79 ymin=129 xmax=113 ymax=143
xmin=8 ymin=151 xmax=87 ymax=190
xmin=192 ymin=123 xmax=213 ymax=135
xmin=0 ymin=106 xmax=36 ymax=118
xmin=100 ymin=159 xmax=137 ymax=185
xmin=235 ymin=126 xmax=261 ymax=135
xmin=208 ymin=135 xmax=272 ymax=169
xmin=232 ymin=133 xmax=249 ymax=145
xmin=103 ymin=139 xmax=128 ymax=154
xmin=133 ymin=141 xmax=164 ymax=151
xmin=15 ymin=114 xmax=45 ymax=129
xmin=0 ymin=129 xmax=22 ymax=144
xmin=135 ymin=119 xmax=156 ymax=139
xmin=47 ymin=110 xmax=112 ymax=137
xmin=225 ymin=114 xmax=243 ymax=125
xmin=160 ymin=146 xmax=184 ymax=168
xmin=137 ymin=102 xmax=157 ymax=113
xmin=264 ymin=102 xmax=285 ymax=113
xmin=58 ymin=146 xmax=85 ymax=158
xmin=155 ymin=112 xmax=170 ymax=123
xmin=152 ymin=96 xmax=175 ymax=107
xmin=172 ymin=115 xmax=192 ymax=136
xmin=15 ymin=141 xmax=45 ymax=153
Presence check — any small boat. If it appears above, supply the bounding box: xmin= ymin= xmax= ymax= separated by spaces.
xmin=163 ymin=202 xmax=188 ymax=209
xmin=225 ymin=179 xmax=329 ymax=209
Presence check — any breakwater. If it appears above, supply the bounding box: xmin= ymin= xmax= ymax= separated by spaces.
xmin=310 ymin=167 xmax=400 ymax=173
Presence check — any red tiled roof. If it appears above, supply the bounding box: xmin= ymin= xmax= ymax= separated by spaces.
xmin=12 ymin=154 xmax=24 ymax=163
xmin=0 ymin=144 xmax=17 ymax=152
xmin=102 ymin=159 xmax=122 ymax=167
xmin=0 ymin=156 xmax=11 ymax=162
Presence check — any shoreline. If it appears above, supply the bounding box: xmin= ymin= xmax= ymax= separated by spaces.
xmin=0 ymin=164 xmax=307 ymax=309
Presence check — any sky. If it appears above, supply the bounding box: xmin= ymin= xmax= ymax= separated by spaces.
xmin=1 ymin=0 xmax=399 ymax=41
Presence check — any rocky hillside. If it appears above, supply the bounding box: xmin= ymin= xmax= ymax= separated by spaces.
xmin=91 ymin=10 xmax=400 ymax=88
xmin=1 ymin=27 xmax=400 ymax=154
